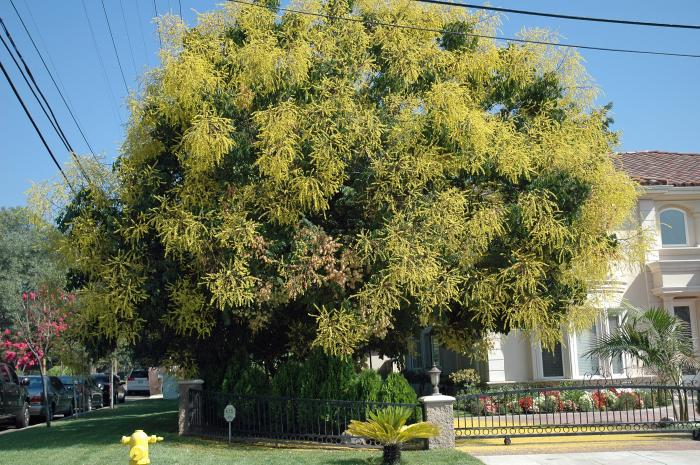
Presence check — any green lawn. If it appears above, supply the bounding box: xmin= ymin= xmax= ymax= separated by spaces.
xmin=0 ymin=400 xmax=483 ymax=465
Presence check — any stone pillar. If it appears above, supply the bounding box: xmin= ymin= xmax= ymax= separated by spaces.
xmin=419 ymin=394 xmax=455 ymax=449
xmin=178 ymin=379 xmax=204 ymax=436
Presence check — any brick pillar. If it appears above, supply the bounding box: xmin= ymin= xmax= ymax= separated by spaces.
xmin=419 ymin=394 xmax=455 ymax=449
xmin=178 ymin=379 xmax=204 ymax=436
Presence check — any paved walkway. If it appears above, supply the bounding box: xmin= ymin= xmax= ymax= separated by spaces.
xmin=477 ymin=450 xmax=699 ymax=465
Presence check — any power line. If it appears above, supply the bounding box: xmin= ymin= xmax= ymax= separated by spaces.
xmin=10 ymin=0 xmax=99 ymax=160
xmin=118 ymin=0 xmax=139 ymax=76
xmin=153 ymin=0 xmax=162 ymax=47
xmin=0 ymin=57 xmax=75 ymax=192
xmin=81 ymin=0 xmax=123 ymax=125
xmin=0 ymin=20 xmax=92 ymax=186
xmin=228 ymin=0 xmax=700 ymax=59
xmin=134 ymin=0 xmax=150 ymax=64
xmin=100 ymin=0 xmax=129 ymax=94
xmin=0 ymin=31 xmax=68 ymax=152
xmin=412 ymin=0 xmax=700 ymax=30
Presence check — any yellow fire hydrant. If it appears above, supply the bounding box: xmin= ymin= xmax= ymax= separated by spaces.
xmin=120 ymin=429 xmax=163 ymax=465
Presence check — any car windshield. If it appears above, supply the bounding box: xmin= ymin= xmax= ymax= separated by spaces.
xmin=92 ymin=374 xmax=110 ymax=384
xmin=131 ymin=370 xmax=148 ymax=378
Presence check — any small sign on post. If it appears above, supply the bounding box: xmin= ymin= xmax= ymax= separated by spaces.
xmin=224 ymin=403 xmax=236 ymax=443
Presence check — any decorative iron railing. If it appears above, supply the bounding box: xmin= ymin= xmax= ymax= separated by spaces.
xmin=455 ymin=383 xmax=700 ymax=438
xmin=187 ymin=389 xmax=424 ymax=447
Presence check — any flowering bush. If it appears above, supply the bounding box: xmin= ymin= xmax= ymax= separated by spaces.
xmin=1 ymin=330 xmax=40 ymax=370
xmin=519 ymin=396 xmax=536 ymax=413
xmin=592 ymin=389 xmax=617 ymax=410
xmin=615 ymin=391 xmax=643 ymax=410
xmin=471 ymin=396 xmax=498 ymax=416
xmin=577 ymin=393 xmax=594 ymax=412
xmin=562 ymin=399 xmax=578 ymax=412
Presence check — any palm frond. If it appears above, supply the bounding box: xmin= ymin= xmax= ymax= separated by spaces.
xmin=347 ymin=407 xmax=438 ymax=446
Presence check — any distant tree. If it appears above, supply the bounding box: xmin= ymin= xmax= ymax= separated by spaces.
xmin=38 ymin=1 xmax=639 ymax=377
xmin=0 ymin=207 xmax=63 ymax=326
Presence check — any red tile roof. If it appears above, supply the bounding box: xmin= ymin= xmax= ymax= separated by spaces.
xmin=614 ymin=151 xmax=700 ymax=187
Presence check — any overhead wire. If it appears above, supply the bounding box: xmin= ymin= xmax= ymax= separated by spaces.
xmin=0 ymin=57 xmax=75 ymax=192
xmin=133 ymin=0 xmax=150 ymax=64
xmin=153 ymin=0 xmax=162 ymax=47
xmin=10 ymin=0 xmax=99 ymax=161
xmin=100 ymin=0 xmax=129 ymax=94
xmin=0 ymin=31 xmax=68 ymax=152
xmin=412 ymin=0 xmax=700 ymax=30
xmin=0 ymin=19 xmax=68 ymax=149
xmin=228 ymin=0 xmax=700 ymax=59
xmin=0 ymin=17 xmax=92 ymax=185
xmin=118 ymin=0 xmax=139 ymax=76
xmin=81 ymin=0 xmax=123 ymax=125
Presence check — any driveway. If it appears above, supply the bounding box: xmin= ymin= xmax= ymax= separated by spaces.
xmin=477 ymin=451 xmax=700 ymax=465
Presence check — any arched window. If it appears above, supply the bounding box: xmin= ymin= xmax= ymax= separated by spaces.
xmin=659 ymin=208 xmax=688 ymax=246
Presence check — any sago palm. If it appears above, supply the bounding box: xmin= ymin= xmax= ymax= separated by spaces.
xmin=586 ymin=307 xmax=700 ymax=420
xmin=347 ymin=407 xmax=438 ymax=464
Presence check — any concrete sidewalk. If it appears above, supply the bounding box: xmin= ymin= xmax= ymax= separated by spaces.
xmin=477 ymin=450 xmax=699 ymax=465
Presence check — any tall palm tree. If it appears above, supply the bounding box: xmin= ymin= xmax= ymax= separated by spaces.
xmin=586 ymin=307 xmax=700 ymax=420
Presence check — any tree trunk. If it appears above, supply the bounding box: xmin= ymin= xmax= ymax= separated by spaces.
xmin=40 ymin=362 xmax=51 ymax=428
xmin=382 ymin=445 xmax=401 ymax=465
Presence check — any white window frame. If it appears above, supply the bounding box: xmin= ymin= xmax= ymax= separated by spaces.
xmin=658 ymin=207 xmax=690 ymax=247
xmin=571 ymin=320 xmax=605 ymax=378
xmin=532 ymin=339 xmax=567 ymax=380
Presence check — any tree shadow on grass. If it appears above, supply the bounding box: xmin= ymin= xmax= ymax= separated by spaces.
xmin=0 ymin=400 xmax=179 ymax=451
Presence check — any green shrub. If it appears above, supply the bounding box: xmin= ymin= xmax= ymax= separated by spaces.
xmin=232 ymin=364 xmax=271 ymax=396
xmin=561 ymin=389 xmax=585 ymax=403
xmin=298 ymin=349 xmax=356 ymax=400
xmin=355 ymin=369 xmax=383 ymax=402
xmin=271 ymin=359 xmax=304 ymax=398
xmin=642 ymin=389 xmax=673 ymax=408
xmin=379 ymin=373 xmax=418 ymax=405
xmin=615 ymin=391 xmax=642 ymax=410
xmin=448 ymin=368 xmax=481 ymax=388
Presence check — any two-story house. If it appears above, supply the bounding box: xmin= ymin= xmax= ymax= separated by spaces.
xmin=402 ymin=151 xmax=700 ymax=385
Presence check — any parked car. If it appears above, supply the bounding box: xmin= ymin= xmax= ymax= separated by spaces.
xmin=59 ymin=376 xmax=104 ymax=411
xmin=0 ymin=362 xmax=30 ymax=429
xmin=91 ymin=373 xmax=125 ymax=405
xmin=24 ymin=375 xmax=74 ymax=420
xmin=126 ymin=369 xmax=150 ymax=396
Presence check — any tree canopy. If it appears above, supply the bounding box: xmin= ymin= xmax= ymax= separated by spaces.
xmin=0 ymin=207 xmax=64 ymax=327
xmin=47 ymin=0 xmax=638 ymax=375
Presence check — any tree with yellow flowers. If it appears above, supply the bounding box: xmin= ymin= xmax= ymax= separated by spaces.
xmin=46 ymin=0 xmax=639 ymax=377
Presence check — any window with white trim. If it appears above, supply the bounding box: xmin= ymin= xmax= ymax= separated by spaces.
xmin=576 ymin=324 xmax=600 ymax=376
xmin=659 ymin=208 xmax=688 ymax=246
xmin=541 ymin=342 xmax=564 ymax=378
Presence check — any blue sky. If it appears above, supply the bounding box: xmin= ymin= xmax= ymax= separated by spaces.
xmin=1 ymin=0 xmax=699 ymax=207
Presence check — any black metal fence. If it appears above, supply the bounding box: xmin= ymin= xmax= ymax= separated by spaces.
xmin=455 ymin=383 xmax=700 ymax=438
xmin=187 ymin=389 xmax=424 ymax=447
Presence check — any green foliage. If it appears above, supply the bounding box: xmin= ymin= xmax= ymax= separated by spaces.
xmin=379 ymin=373 xmax=418 ymax=405
xmin=355 ymin=369 xmax=383 ymax=402
xmin=0 ymin=208 xmax=64 ymax=326
xmin=223 ymin=363 xmax=271 ymax=395
xmin=586 ymin=307 xmax=700 ymax=385
xmin=448 ymin=368 xmax=480 ymax=388
xmin=271 ymin=359 xmax=304 ymax=397
xmin=45 ymin=0 xmax=639 ymax=371
xmin=298 ymin=349 xmax=356 ymax=400
xmin=347 ymin=406 xmax=438 ymax=446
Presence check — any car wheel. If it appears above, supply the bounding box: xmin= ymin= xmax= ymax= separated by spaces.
xmin=16 ymin=402 xmax=30 ymax=428
xmin=693 ymin=429 xmax=700 ymax=441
